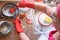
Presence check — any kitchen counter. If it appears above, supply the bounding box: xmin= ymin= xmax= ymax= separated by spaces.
xmin=0 ymin=1 xmax=40 ymax=40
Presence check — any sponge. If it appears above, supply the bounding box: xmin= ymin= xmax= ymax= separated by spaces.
xmin=44 ymin=16 xmax=52 ymax=24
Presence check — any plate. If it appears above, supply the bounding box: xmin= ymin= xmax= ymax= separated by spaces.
xmin=35 ymin=13 xmax=52 ymax=26
xmin=38 ymin=13 xmax=52 ymax=26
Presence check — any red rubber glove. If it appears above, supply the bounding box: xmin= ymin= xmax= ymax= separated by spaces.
xmin=37 ymin=0 xmax=43 ymax=2
xmin=14 ymin=17 xmax=24 ymax=33
xmin=48 ymin=30 xmax=57 ymax=40
xmin=17 ymin=1 xmax=35 ymax=9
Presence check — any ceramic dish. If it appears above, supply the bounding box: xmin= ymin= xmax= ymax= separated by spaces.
xmin=38 ymin=13 xmax=52 ymax=26
xmin=35 ymin=13 xmax=52 ymax=26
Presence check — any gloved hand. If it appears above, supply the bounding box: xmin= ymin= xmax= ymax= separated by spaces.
xmin=17 ymin=1 xmax=35 ymax=8
xmin=14 ymin=17 xmax=24 ymax=33
xmin=48 ymin=30 xmax=57 ymax=40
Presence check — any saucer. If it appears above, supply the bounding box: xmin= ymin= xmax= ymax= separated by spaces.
xmin=38 ymin=13 xmax=52 ymax=26
xmin=35 ymin=13 xmax=52 ymax=26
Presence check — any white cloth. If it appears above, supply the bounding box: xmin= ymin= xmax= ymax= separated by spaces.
xmin=38 ymin=34 xmax=48 ymax=40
